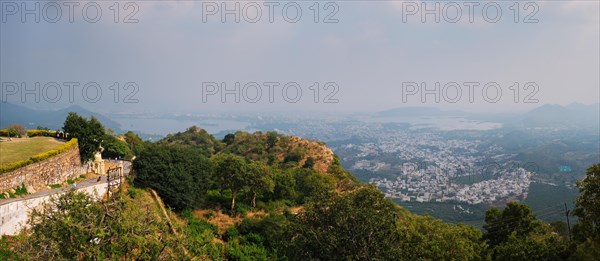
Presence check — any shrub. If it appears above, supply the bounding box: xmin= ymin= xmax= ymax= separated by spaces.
xmin=0 ymin=159 xmax=33 ymax=174
xmin=126 ymin=187 xmax=144 ymax=199
xmin=14 ymin=184 xmax=27 ymax=196
xmin=6 ymin=190 xmax=188 ymax=259
xmin=235 ymin=202 xmax=251 ymax=216
xmin=0 ymin=129 xmax=20 ymax=138
xmin=227 ymin=242 xmax=269 ymax=261
xmin=26 ymin=130 xmax=57 ymax=137
xmin=225 ymin=226 xmax=240 ymax=240
xmin=204 ymin=210 xmax=215 ymax=219
xmin=261 ymin=200 xmax=294 ymax=213
xmin=182 ymin=210 xmax=224 ymax=257
xmin=206 ymin=189 xmax=230 ymax=208
xmin=255 ymin=201 xmax=269 ymax=211
xmin=0 ymin=129 xmax=10 ymax=137
xmin=242 ymin=233 xmax=264 ymax=245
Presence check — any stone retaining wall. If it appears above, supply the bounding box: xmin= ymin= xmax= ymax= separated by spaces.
xmin=0 ymin=145 xmax=81 ymax=194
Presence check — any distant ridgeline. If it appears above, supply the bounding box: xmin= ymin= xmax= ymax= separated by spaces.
xmin=0 ymin=139 xmax=80 ymax=194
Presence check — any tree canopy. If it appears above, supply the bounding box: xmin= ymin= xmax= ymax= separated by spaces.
xmin=63 ymin=112 xmax=105 ymax=162
xmin=101 ymin=134 xmax=133 ymax=160
xmin=133 ymin=144 xmax=212 ymax=210
xmin=573 ymin=164 xmax=600 ymax=239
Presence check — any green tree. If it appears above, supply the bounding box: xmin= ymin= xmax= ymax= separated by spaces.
xmin=266 ymin=131 xmax=278 ymax=151
xmin=290 ymin=186 xmax=404 ymax=260
xmin=223 ymin=133 xmax=236 ymax=146
xmin=399 ymin=215 xmax=486 ymax=260
xmin=492 ymin=225 xmax=569 ymax=260
xmin=570 ymin=237 xmax=600 ymax=260
xmin=63 ymin=112 xmax=105 ymax=162
xmin=271 ymin=169 xmax=297 ymax=201
xmin=302 ymin=157 xmax=315 ymax=169
xmin=246 ymin=161 xmax=275 ymax=208
xmin=123 ymin=131 xmax=144 ymax=156
xmin=283 ymin=148 xmax=304 ymax=164
xmin=7 ymin=123 xmax=26 ymax=137
xmin=133 ymin=144 xmax=212 ymax=210
xmin=573 ymin=164 xmax=600 ymax=239
xmin=482 ymin=201 xmax=574 ymax=259
xmin=159 ymin=126 xmax=221 ymax=156
xmin=101 ymin=134 xmax=133 ymax=160
xmin=550 ymin=221 xmax=570 ymax=240
xmin=484 ymin=201 xmax=536 ymax=246
xmin=211 ymin=154 xmax=248 ymax=212
xmin=293 ymin=168 xmax=336 ymax=203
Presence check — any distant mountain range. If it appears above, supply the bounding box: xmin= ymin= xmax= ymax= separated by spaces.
xmin=0 ymin=102 xmax=122 ymax=131
xmin=378 ymin=103 xmax=600 ymax=129
xmin=1 ymin=102 xmax=598 ymax=134
xmin=517 ymin=103 xmax=600 ymax=128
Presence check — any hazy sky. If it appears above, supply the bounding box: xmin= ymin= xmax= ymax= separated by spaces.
xmin=1 ymin=1 xmax=598 ymax=115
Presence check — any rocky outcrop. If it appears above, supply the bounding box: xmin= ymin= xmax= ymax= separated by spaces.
xmin=280 ymin=136 xmax=335 ymax=174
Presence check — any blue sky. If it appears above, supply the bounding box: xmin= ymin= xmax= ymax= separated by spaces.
xmin=1 ymin=1 xmax=598 ymax=114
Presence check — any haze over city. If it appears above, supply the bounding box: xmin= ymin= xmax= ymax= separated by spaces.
xmin=1 ymin=1 xmax=598 ymax=114
xmin=0 ymin=1 xmax=599 ymax=259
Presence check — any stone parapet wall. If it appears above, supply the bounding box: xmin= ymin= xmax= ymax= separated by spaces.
xmin=0 ymin=146 xmax=81 ymax=194
xmin=0 ymin=183 xmax=107 ymax=235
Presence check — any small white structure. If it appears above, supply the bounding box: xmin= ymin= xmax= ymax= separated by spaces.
xmin=91 ymin=146 xmax=106 ymax=175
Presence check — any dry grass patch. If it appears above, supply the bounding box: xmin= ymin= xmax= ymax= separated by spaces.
xmin=289 ymin=206 xmax=304 ymax=215
xmin=245 ymin=210 xmax=268 ymax=219
xmin=193 ymin=209 xmax=241 ymax=235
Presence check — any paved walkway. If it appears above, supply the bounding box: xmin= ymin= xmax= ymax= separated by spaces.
xmin=0 ymin=161 xmax=131 ymax=206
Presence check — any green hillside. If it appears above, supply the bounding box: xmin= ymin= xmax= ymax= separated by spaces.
xmin=2 ymin=114 xmax=599 ymax=260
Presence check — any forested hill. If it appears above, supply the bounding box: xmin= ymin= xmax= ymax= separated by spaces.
xmin=129 ymin=126 xmax=600 ymax=260
xmin=157 ymin=126 xmax=336 ymax=174
xmin=3 ymin=121 xmax=599 ymax=260
xmin=133 ymin=126 xmax=489 ymax=259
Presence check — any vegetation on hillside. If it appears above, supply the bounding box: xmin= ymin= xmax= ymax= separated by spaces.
xmin=2 ymin=119 xmax=599 ymax=260
xmin=1 ymin=189 xmax=187 ymax=259
xmin=130 ymin=127 xmax=600 ymax=260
